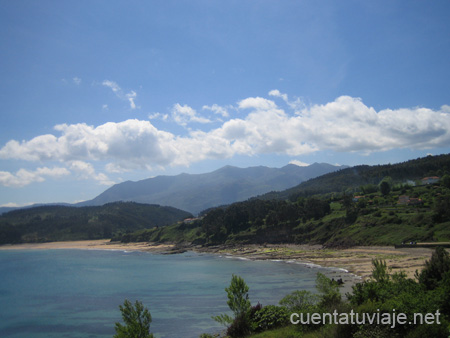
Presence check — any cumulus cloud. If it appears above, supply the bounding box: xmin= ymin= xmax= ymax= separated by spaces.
xmin=172 ymin=104 xmax=212 ymax=126
xmin=148 ymin=112 xmax=169 ymax=121
xmin=73 ymin=77 xmax=81 ymax=85
xmin=269 ymin=89 xmax=304 ymax=110
xmin=1 ymin=94 xmax=449 ymax=174
xmin=238 ymin=97 xmax=277 ymax=111
xmin=69 ymin=160 xmax=114 ymax=185
xmin=290 ymin=160 xmax=310 ymax=167
xmin=202 ymin=104 xmax=229 ymax=118
xmin=0 ymin=167 xmax=70 ymax=188
xmin=269 ymin=89 xmax=288 ymax=102
xmin=102 ymin=80 xmax=138 ymax=109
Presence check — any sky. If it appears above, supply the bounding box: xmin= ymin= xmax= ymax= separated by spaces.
xmin=0 ymin=0 xmax=450 ymax=207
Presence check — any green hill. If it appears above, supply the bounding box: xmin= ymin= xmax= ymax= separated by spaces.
xmin=262 ymin=153 xmax=450 ymax=201
xmin=0 ymin=202 xmax=192 ymax=244
xmin=118 ymin=154 xmax=450 ymax=247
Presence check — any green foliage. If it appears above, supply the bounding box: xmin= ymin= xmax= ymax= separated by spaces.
xmin=274 ymin=153 xmax=450 ymax=200
xmin=251 ymin=305 xmax=289 ymax=332
xmin=226 ymin=312 xmax=253 ymax=338
xmin=416 ymin=246 xmax=450 ymax=290
xmin=213 ymin=274 xmax=251 ymax=326
xmin=279 ymin=290 xmax=319 ymax=313
xmin=210 ymin=250 xmax=450 ymax=337
xmin=346 ymin=253 xmax=450 ymax=338
xmin=361 ymin=183 xmax=378 ymax=194
xmin=114 ymin=299 xmax=153 ymax=338
xmin=371 ymin=259 xmax=391 ymax=283
xmin=440 ymin=174 xmax=450 ymax=189
xmin=315 ymin=273 xmax=342 ymax=309
xmin=226 ymin=274 xmax=251 ymax=318
xmin=198 ymin=334 xmax=216 ymax=338
xmin=0 ymin=202 xmax=192 ymax=244
xmin=380 ymin=181 xmax=391 ymax=196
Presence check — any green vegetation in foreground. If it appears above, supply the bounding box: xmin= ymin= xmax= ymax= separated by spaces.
xmin=206 ymin=247 xmax=450 ymax=337
xmin=123 ymin=247 xmax=449 ymax=338
xmin=114 ymin=299 xmax=153 ymax=338
xmin=120 ymin=173 xmax=450 ymax=247
xmin=0 ymin=202 xmax=192 ymax=244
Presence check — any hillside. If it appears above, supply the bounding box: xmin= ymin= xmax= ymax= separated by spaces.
xmin=118 ymin=154 xmax=450 ymax=247
xmin=79 ymin=163 xmax=345 ymax=214
xmin=0 ymin=202 xmax=192 ymax=244
xmin=261 ymin=153 xmax=450 ymax=201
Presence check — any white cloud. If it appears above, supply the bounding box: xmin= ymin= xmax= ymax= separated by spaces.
xmin=0 ymin=202 xmax=36 ymax=208
xmin=289 ymin=160 xmax=310 ymax=167
xmin=172 ymin=103 xmax=212 ymax=126
xmin=73 ymin=77 xmax=82 ymax=85
xmin=269 ymin=89 xmax=304 ymax=110
xmin=269 ymin=89 xmax=288 ymax=102
xmin=238 ymin=97 xmax=277 ymax=111
xmin=202 ymin=104 xmax=230 ymax=118
xmin=126 ymin=91 xmax=137 ymax=109
xmin=148 ymin=112 xmax=168 ymax=121
xmin=102 ymin=80 xmax=138 ymax=109
xmin=0 ymin=167 xmax=70 ymax=188
xmin=102 ymin=80 xmax=121 ymax=93
xmin=1 ymin=95 xmax=449 ymax=174
xmin=69 ymin=160 xmax=114 ymax=185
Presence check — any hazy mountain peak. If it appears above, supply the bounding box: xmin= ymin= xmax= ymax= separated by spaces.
xmin=78 ymin=163 xmax=344 ymax=214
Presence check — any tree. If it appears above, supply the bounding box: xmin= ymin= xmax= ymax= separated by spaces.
xmin=316 ymin=272 xmax=341 ymax=309
xmin=213 ymin=274 xmax=251 ymax=325
xmin=417 ymin=246 xmax=450 ymax=290
xmin=114 ymin=299 xmax=153 ymax=338
xmin=380 ymin=181 xmax=391 ymax=196
xmin=371 ymin=259 xmax=391 ymax=283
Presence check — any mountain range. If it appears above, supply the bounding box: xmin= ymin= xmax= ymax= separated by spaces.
xmin=77 ymin=163 xmax=346 ymax=214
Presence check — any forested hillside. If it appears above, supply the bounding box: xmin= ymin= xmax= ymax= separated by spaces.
xmin=119 ymin=155 xmax=450 ymax=247
xmin=0 ymin=202 xmax=192 ymax=244
xmin=262 ymin=153 xmax=450 ymax=201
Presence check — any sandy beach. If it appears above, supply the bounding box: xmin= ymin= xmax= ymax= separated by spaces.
xmin=0 ymin=240 xmax=436 ymax=293
xmin=195 ymin=244 xmax=435 ymax=279
xmin=0 ymin=239 xmax=175 ymax=253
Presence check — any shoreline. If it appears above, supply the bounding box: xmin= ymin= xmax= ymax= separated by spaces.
xmin=0 ymin=240 xmax=435 ymax=294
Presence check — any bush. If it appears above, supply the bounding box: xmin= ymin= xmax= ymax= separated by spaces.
xmin=279 ymin=290 xmax=319 ymax=313
xmin=226 ymin=312 xmax=252 ymax=338
xmin=252 ymin=305 xmax=289 ymax=332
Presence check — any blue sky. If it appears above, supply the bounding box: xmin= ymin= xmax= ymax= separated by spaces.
xmin=1 ymin=0 xmax=450 ymax=206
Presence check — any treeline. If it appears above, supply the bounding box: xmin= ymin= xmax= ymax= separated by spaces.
xmin=265 ymin=153 xmax=450 ymax=201
xmin=0 ymin=202 xmax=192 ymax=244
xmin=201 ymin=197 xmax=331 ymax=244
xmin=119 ymin=174 xmax=450 ymax=246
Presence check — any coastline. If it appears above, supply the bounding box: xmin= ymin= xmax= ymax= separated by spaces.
xmin=0 ymin=240 xmax=175 ymax=253
xmin=0 ymin=240 xmax=434 ymax=295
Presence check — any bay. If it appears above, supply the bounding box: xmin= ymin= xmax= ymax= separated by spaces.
xmin=0 ymin=249 xmax=332 ymax=338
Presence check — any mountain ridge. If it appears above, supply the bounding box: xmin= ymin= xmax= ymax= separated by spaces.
xmin=77 ymin=163 xmax=346 ymax=214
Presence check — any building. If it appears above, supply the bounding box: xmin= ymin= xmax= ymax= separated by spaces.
xmin=421 ymin=176 xmax=439 ymax=185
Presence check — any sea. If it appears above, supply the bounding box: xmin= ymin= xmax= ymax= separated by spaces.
xmin=0 ymin=249 xmax=342 ymax=338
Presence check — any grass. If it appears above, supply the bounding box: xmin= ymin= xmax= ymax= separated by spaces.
xmin=248 ymin=325 xmax=303 ymax=338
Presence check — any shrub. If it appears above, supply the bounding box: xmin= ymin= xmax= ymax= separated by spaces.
xmin=279 ymin=290 xmax=319 ymax=313
xmin=226 ymin=312 xmax=252 ymax=338
xmin=252 ymin=305 xmax=289 ymax=332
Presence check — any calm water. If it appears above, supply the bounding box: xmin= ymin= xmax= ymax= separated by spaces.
xmin=0 ymin=249 xmax=332 ymax=338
